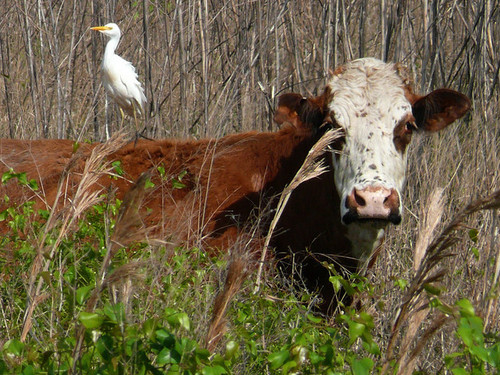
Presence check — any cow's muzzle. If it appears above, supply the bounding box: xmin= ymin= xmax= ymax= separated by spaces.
xmin=343 ymin=186 xmax=401 ymax=225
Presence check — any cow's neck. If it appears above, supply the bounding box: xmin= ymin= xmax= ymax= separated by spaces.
xmin=275 ymin=127 xmax=387 ymax=266
xmin=265 ymin=125 xmax=324 ymax=192
xmin=345 ymin=222 xmax=386 ymax=264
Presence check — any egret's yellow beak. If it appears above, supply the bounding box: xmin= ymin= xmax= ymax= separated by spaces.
xmin=91 ymin=26 xmax=112 ymax=31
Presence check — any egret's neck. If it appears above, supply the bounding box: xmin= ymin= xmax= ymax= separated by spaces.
xmin=104 ymin=36 xmax=120 ymax=60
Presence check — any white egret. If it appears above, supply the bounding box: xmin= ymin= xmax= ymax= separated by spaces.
xmin=91 ymin=23 xmax=147 ymax=137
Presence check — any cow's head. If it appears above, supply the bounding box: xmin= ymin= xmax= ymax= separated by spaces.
xmin=275 ymin=58 xmax=470 ymax=227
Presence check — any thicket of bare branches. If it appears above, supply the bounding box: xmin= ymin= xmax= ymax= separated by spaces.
xmin=0 ymin=1 xmax=498 ymax=140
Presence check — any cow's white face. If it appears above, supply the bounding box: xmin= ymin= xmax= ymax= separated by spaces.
xmin=274 ymin=57 xmax=470 ymax=250
xmin=328 ymin=58 xmax=412 ymax=225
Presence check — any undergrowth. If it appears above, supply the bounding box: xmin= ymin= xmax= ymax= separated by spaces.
xmin=0 ymin=170 xmax=498 ymax=374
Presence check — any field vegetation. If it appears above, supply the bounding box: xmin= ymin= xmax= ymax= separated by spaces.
xmin=0 ymin=0 xmax=499 ymax=374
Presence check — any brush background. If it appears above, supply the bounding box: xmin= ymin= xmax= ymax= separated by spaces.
xmin=0 ymin=0 xmax=498 ymax=373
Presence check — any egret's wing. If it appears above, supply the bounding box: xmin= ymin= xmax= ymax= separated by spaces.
xmin=116 ymin=56 xmax=147 ymax=114
xmin=102 ymin=54 xmax=146 ymax=116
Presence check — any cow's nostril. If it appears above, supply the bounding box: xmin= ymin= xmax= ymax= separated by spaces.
xmin=384 ymin=188 xmax=400 ymax=209
xmin=354 ymin=190 xmax=366 ymax=206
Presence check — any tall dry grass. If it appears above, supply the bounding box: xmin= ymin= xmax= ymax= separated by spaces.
xmin=0 ymin=0 xmax=499 ymax=372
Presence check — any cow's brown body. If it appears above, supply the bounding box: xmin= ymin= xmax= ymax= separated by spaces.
xmin=0 ymin=58 xmax=471 ymax=312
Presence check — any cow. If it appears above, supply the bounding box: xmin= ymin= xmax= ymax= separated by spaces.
xmin=0 ymin=58 xmax=470 ymax=313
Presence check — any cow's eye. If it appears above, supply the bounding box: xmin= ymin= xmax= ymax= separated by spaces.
xmin=405 ymin=121 xmax=417 ymax=133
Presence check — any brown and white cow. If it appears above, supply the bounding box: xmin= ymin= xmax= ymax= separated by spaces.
xmin=0 ymin=58 xmax=470 ymax=312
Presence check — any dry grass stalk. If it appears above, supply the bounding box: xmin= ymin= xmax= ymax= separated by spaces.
xmin=206 ymin=257 xmax=247 ymax=351
xmin=106 ymin=260 xmax=145 ymax=317
xmin=413 ymin=187 xmax=445 ymax=271
xmin=382 ymin=189 xmax=500 ymax=373
xmin=20 ymin=155 xmax=81 ymax=342
xmin=486 ymin=211 xmax=500 ymax=328
xmin=20 ymin=134 xmax=128 ymax=344
xmin=254 ymin=128 xmax=343 ymax=293
xmin=21 ymin=133 xmax=128 ymax=342
xmin=396 ymin=301 xmax=428 ymax=370
xmin=104 ymin=261 xmax=145 ymax=290
xmin=400 ymin=312 xmax=452 ymax=375
xmin=394 ymin=188 xmax=445 ymax=373
xmin=72 ymin=144 xmax=157 ymax=368
xmin=105 ymin=170 xmax=154 ymax=315
xmin=111 ymin=170 xmax=153 ymax=249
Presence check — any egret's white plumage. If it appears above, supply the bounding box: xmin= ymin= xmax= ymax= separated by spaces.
xmin=91 ymin=23 xmax=146 ymax=118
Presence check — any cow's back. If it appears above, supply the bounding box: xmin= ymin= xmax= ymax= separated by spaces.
xmin=0 ymin=139 xmax=95 ymax=209
xmin=0 ymin=127 xmax=312 ymax=247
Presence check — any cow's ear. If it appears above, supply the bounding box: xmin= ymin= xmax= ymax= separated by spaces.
xmin=274 ymin=93 xmax=306 ymax=126
xmin=412 ymin=88 xmax=471 ymax=132
xmin=275 ymin=88 xmax=333 ymax=130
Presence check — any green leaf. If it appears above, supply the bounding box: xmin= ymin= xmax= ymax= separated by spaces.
xmin=76 ymin=285 xmax=94 ymax=305
xmin=38 ymin=209 xmax=50 ymax=220
xmin=470 ymin=246 xmax=480 ymax=259
xmin=468 ymin=228 xmax=478 ymax=243
xmin=165 ymin=310 xmax=191 ymax=331
xmin=488 ymin=343 xmax=500 ymax=367
xmin=351 ymin=357 xmax=374 ymax=375
xmin=104 ymin=302 xmax=125 ymax=324
xmin=457 ymin=320 xmax=474 ymax=347
xmin=1 ymin=169 xmax=14 ymax=184
xmin=3 ymin=339 xmax=25 ymax=356
xmin=225 ymin=340 xmax=239 ymax=359
xmin=177 ymin=314 xmax=191 ymax=331
xmin=451 ymin=368 xmax=469 ymax=375
xmin=202 ymin=365 xmax=227 ymax=375
xmin=395 ymin=278 xmax=408 ymax=291
xmin=16 ymin=172 xmax=28 ymax=186
xmin=96 ymin=334 xmax=114 ymax=361
xmin=320 ymin=344 xmax=334 ymax=366
xmin=164 ymin=364 xmax=182 ymax=375
xmin=112 ymin=160 xmax=124 ymax=177
xmin=456 ymin=299 xmax=475 ymax=317
xmin=306 ymin=313 xmax=323 ymax=323
xmin=157 ymin=347 xmax=178 ymax=365
xmin=171 ymin=179 xmax=186 ymax=189
xmin=155 ymin=329 xmax=176 ymax=348
xmin=155 ymin=328 xmax=171 ymax=341
xmin=469 ymin=345 xmax=490 ymax=363
xmin=423 ymin=283 xmax=442 ymax=296
xmin=329 ymin=275 xmax=342 ymax=293
xmin=309 ymin=351 xmax=323 ymax=365
xmin=143 ymin=318 xmax=157 ymax=338
xmin=195 ymin=347 xmax=211 ymax=360
xmin=28 ymin=179 xmax=39 ymax=190
xmin=79 ymin=311 xmax=104 ymax=329
xmin=348 ymin=321 xmax=366 ymax=344
xmin=362 ymin=340 xmax=381 ymax=356
xmin=171 ymin=171 xmax=188 ymax=189
xmin=22 ymin=365 xmax=35 ymax=375
xmin=282 ymin=360 xmax=298 ymax=373
xmin=268 ymin=350 xmax=290 ymax=369
xmin=157 ymin=164 xmax=166 ymax=178
xmin=63 ymin=266 xmax=76 ymax=284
